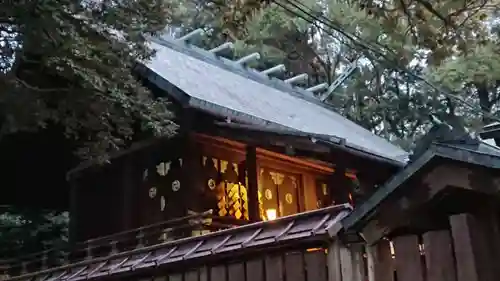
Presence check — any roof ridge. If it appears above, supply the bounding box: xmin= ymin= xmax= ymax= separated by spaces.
xmin=149 ymin=34 xmax=345 ymax=114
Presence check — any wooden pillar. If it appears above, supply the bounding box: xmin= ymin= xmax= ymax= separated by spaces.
xmin=68 ymin=177 xmax=78 ymax=245
xmin=179 ymin=108 xmax=195 ymax=216
xmin=329 ymin=163 xmax=351 ymax=205
xmin=121 ymin=157 xmax=137 ymax=231
xmin=246 ymin=146 xmax=260 ymax=222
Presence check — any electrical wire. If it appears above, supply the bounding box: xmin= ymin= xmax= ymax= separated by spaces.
xmin=271 ymin=0 xmax=500 ymax=124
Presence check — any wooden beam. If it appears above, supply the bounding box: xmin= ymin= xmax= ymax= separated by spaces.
xmin=246 ymin=146 xmax=260 ymax=222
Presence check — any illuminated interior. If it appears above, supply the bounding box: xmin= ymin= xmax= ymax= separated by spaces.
xmin=203 ymin=156 xmax=249 ymax=220
xmin=202 ymin=154 xmax=359 ymax=222
xmin=259 ymin=168 xmax=301 ymax=221
xmin=265 ymin=209 xmax=277 ymax=221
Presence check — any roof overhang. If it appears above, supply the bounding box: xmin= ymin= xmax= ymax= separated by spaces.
xmin=339 ymin=142 xmax=500 ymax=244
xmin=209 ymin=122 xmax=405 ymax=167
xmin=479 ymin=122 xmax=500 ymax=146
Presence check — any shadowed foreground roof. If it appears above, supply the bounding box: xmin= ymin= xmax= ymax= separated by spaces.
xmin=342 ymin=139 xmax=500 ymax=232
xmin=135 ymin=35 xmax=408 ymax=164
xmin=8 ymin=205 xmax=351 ymax=281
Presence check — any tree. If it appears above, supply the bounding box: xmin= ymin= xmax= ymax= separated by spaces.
xmin=0 ymin=0 xmax=178 ymax=161
xmin=0 ymin=0 xmax=178 ymax=260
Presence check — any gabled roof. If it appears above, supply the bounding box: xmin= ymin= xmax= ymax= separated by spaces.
xmin=135 ymin=35 xmax=408 ymax=164
xmin=7 ymin=205 xmax=351 ymax=281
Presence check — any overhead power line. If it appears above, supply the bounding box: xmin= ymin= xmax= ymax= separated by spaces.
xmin=271 ymin=0 xmax=500 ymax=124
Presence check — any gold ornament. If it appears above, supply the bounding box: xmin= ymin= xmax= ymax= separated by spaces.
xmin=265 ymin=189 xmax=273 ymax=200
xmin=208 ymin=179 xmax=216 ymax=190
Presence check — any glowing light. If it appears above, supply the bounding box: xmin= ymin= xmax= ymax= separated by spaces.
xmin=266 ymin=209 xmax=277 ymax=221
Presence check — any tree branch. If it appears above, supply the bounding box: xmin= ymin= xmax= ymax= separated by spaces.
xmin=16 ymin=78 xmax=70 ymax=93
xmin=414 ymin=0 xmax=452 ymax=27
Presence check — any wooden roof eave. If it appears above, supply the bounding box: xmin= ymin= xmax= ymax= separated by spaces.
xmin=208 ymin=121 xmax=406 ymax=168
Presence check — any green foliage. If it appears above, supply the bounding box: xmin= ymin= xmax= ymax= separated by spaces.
xmin=429 ymin=43 xmax=500 ymax=91
xmin=0 ymin=0 xmax=178 ymax=260
xmin=0 ymin=209 xmax=68 ymax=258
xmin=0 ymin=0 xmax=178 ymax=161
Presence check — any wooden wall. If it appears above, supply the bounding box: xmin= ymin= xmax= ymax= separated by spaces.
xmin=70 ymin=137 xmax=185 ymax=242
xmin=70 ymin=133 xmax=359 ymax=242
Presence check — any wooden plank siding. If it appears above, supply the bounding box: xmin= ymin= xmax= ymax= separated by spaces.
xmin=392 ymin=235 xmax=424 ymax=281
xmin=422 ymin=231 xmax=456 ymax=281
xmin=149 ymin=249 xmax=328 ymax=281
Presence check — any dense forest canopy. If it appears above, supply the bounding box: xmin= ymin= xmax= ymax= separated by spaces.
xmin=0 ymin=0 xmax=177 ymax=257
xmin=1 ymin=0 xmax=500 ymax=257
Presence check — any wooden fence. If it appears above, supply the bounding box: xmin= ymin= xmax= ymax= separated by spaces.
xmin=143 ymin=248 xmax=330 ymax=281
xmin=3 ymin=207 xmax=499 ymax=281
xmin=362 ymin=212 xmax=498 ymax=281
xmin=136 ymin=214 xmax=498 ymax=281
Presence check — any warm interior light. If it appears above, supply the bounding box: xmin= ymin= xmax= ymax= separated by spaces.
xmin=266 ymin=209 xmax=277 ymax=221
xmin=389 ymin=241 xmax=395 ymax=258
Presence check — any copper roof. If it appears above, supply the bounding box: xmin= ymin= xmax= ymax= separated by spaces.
xmin=7 ymin=205 xmax=351 ymax=281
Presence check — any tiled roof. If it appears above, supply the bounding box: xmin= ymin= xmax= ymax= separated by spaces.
xmin=136 ymin=35 xmax=408 ymax=164
xmin=7 ymin=205 xmax=351 ymax=281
